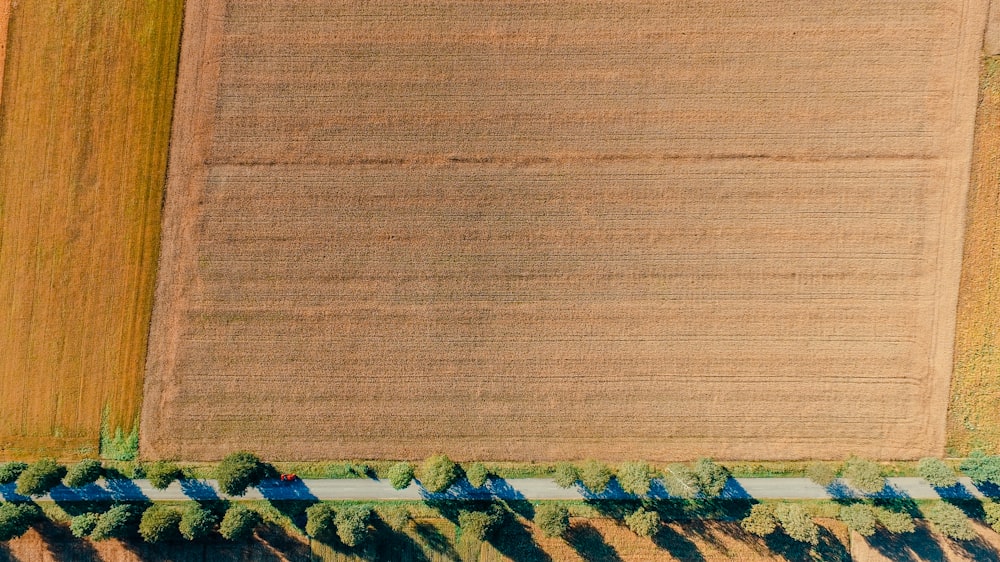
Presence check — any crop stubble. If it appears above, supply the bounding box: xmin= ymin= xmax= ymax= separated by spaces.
xmin=0 ymin=1 xmax=183 ymax=457
xmin=145 ymin=0 xmax=988 ymax=460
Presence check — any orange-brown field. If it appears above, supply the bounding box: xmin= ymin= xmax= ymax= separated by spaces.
xmin=948 ymin=57 xmax=1000 ymax=455
xmin=144 ymin=0 xmax=988 ymax=462
xmin=0 ymin=0 xmax=183 ymax=458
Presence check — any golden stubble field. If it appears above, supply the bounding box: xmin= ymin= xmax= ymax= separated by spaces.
xmin=144 ymin=0 xmax=988 ymax=461
xmin=0 ymin=0 xmax=183 ymax=457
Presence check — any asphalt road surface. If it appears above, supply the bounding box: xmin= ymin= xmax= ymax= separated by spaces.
xmin=1 ymin=477 xmax=993 ymax=502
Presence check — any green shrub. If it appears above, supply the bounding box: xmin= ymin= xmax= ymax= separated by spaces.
xmin=535 ymin=504 xmax=570 ymax=538
xmin=839 ymin=503 xmax=877 ymax=537
xmin=774 ymin=503 xmax=819 ymax=545
xmin=458 ymin=508 xmax=500 ymax=541
xmin=90 ymin=504 xmax=137 ymax=541
xmin=70 ymin=513 xmax=100 ymax=538
xmin=617 ymin=462 xmax=653 ymax=496
xmin=918 ymin=458 xmax=958 ymax=488
xmin=924 ymin=502 xmax=976 ymax=540
xmin=0 ymin=503 xmax=40 ymax=541
xmin=578 ymin=460 xmax=613 ymax=494
xmin=624 ymin=509 xmax=660 ymax=537
xmin=806 ymin=463 xmax=837 ymax=487
xmin=960 ymin=450 xmax=1000 ymax=485
xmin=376 ymin=505 xmax=411 ymax=531
xmin=64 ymin=459 xmax=102 ymax=488
xmin=15 ymin=459 xmax=66 ymax=496
xmin=219 ymin=505 xmax=260 ymax=541
xmin=553 ymin=463 xmax=580 ymax=488
xmin=139 ymin=505 xmax=181 ymax=543
xmin=386 ymin=462 xmax=414 ymax=490
xmin=873 ymin=507 xmax=915 ymax=534
xmin=335 ymin=505 xmax=372 ymax=547
xmin=693 ymin=458 xmax=730 ymax=498
xmin=661 ymin=464 xmax=699 ymax=500
xmin=179 ymin=503 xmax=216 ymax=541
xmin=0 ymin=463 xmax=27 ymax=485
xmin=465 ymin=463 xmax=489 ymax=488
xmin=147 ymin=461 xmax=183 ymax=490
xmin=306 ymin=503 xmax=338 ymax=543
xmin=216 ymin=452 xmax=264 ymax=496
xmin=841 ymin=458 xmax=885 ymax=495
xmin=419 ymin=455 xmax=459 ymax=494
xmin=984 ymin=501 xmax=1000 ymax=533
xmin=741 ymin=504 xmax=777 ymax=537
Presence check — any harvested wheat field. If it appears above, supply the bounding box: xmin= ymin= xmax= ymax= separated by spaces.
xmin=0 ymin=0 xmax=183 ymax=458
xmin=145 ymin=0 xmax=988 ymax=461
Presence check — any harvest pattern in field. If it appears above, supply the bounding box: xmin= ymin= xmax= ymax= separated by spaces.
xmin=145 ymin=0 xmax=988 ymax=461
xmin=0 ymin=0 xmax=183 ymax=458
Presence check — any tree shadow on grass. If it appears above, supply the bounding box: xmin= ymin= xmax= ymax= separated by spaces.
xmin=254 ymin=521 xmax=313 ymax=562
xmin=863 ymin=523 xmax=948 ymax=562
xmin=565 ymin=522 xmax=623 ymax=562
xmin=761 ymin=525 xmax=849 ymax=562
xmin=652 ymin=524 xmax=707 ymax=562
xmin=368 ymin=518 xmax=432 ymax=562
xmin=488 ymin=516 xmax=551 ymax=562
xmin=413 ymin=521 xmax=461 ymax=561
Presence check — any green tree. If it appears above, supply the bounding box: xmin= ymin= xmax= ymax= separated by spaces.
xmin=839 ymin=503 xmax=877 ymax=537
xmin=617 ymin=462 xmax=653 ymax=496
xmin=624 ymin=509 xmax=660 ymax=537
xmin=90 ymin=504 xmax=137 ymax=541
xmin=458 ymin=508 xmax=500 ymax=541
xmin=219 ymin=505 xmax=260 ymax=541
xmin=419 ymin=455 xmax=459 ymax=493
xmin=553 ymin=463 xmax=580 ymax=488
xmin=960 ymin=451 xmax=1000 ymax=485
xmin=465 ymin=463 xmax=489 ymax=488
xmin=918 ymin=458 xmax=958 ymax=488
xmin=0 ymin=462 xmax=27 ymax=485
xmin=924 ymin=502 xmax=976 ymax=540
xmin=535 ymin=504 xmax=570 ymax=538
xmin=139 ymin=505 xmax=181 ymax=543
xmin=775 ymin=503 xmax=819 ymax=545
xmin=64 ymin=459 xmax=102 ymax=488
xmin=841 ymin=458 xmax=885 ymax=495
xmin=216 ymin=452 xmax=264 ymax=496
xmin=693 ymin=458 xmax=730 ymax=498
xmin=0 ymin=503 xmax=40 ymax=541
xmin=741 ymin=504 xmax=777 ymax=537
xmin=70 ymin=513 xmax=100 ymax=538
xmin=579 ymin=460 xmax=613 ymax=494
xmin=15 ymin=459 xmax=66 ymax=497
xmin=376 ymin=505 xmax=411 ymax=531
xmin=806 ymin=463 xmax=837 ymax=487
xmin=335 ymin=505 xmax=372 ymax=547
xmin=147 ymin=461 xmax=183 ymax=490
xmin=179 ymin=503 xmax=216 ymax=541
xmin=873 ymin=507 xmax=915 ymax=534
xmin=386 ymin=462 xmax=414 ymax=490
xmin=305 ymin=503 xmax=337 ymax=543
xmin=985 ymin=501 xmax=1000 ymax=533
xmin=662 ymin=464 xmax=699 ymax=500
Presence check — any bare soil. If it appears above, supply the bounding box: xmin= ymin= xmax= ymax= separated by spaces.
xmin=144 ymin=0 xmax=989 ymax=461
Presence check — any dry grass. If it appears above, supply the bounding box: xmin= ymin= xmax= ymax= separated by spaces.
xmin=949 ymin=57 xmax=1000 ymax=455
xmin=0 ymin=0 xmax=183 ymax=458
xmin=144 ymin=0 xmax=988 ymax=461
xmin=851 ymin=520 xmax=1000 ymax=562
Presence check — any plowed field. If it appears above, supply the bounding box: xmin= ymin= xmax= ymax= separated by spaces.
xmin=144 ymin=0 xmax=988 ymax=461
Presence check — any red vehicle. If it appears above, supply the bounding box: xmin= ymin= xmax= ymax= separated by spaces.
xmin=279 ymin=473 xmax=298 ymax=482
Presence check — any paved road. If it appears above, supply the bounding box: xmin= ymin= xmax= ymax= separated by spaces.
xmin=1 ymin=477 xmax=995 ymax=503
